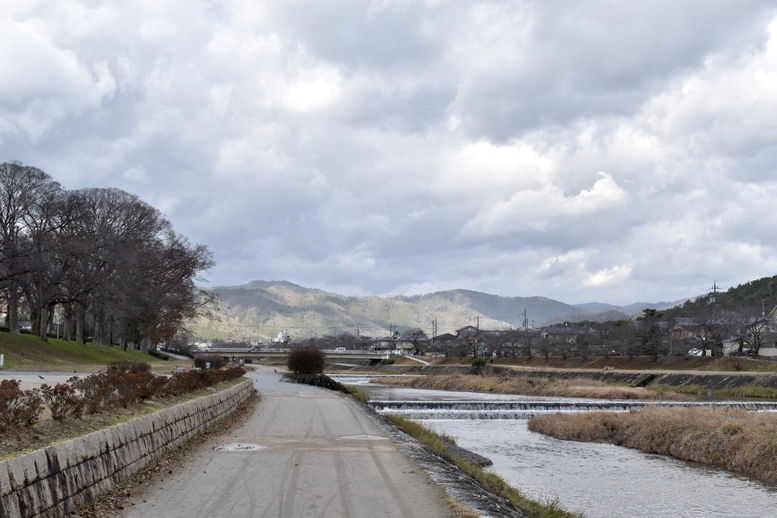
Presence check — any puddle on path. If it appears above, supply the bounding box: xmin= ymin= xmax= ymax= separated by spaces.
xmin=214 ymin=443 xmax=266 ymax=452
xmin=337 ymin=435 xmax=386 ymax=441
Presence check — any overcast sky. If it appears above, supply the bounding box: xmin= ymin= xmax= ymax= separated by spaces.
xmin=3 ymin=1 xmax=777 ymax=305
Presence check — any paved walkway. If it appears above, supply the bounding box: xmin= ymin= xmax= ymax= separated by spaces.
xmin=123 ymin=370 xmax=457 ymax=518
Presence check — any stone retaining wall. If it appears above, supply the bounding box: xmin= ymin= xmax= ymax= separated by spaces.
xmin=0 ymin=378 xmax=254 ymax=518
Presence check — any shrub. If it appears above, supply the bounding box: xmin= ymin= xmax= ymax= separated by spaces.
xmin=40 ymin=382 xmax=84 ymax=420
xmin=288 ymin=346 xmax=325 ymax=374
xmin=109 ymin=361 xmax=151 ymax=373
xmin=294 ymin=373 xmax=344 ymax=391
xmin=158 ymin=365 xmax=245 ymax=397
xmin=23 ymin=363 xmax=248 ymax=422
xmin=112 ymin=371 xmax=159 ymax=407
xmin=471 ymin=358 xmax=488 ymax=374
xmin=158 ymin=370 xmax=203 ymax=397
xmin=0 ymin=379 xmax=43 ymax=430
xmin=73 ymin=372 xmax=119 ymax=413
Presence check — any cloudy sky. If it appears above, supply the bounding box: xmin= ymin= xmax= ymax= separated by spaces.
xmin=3 ymin=1 xmax=777 ymax=305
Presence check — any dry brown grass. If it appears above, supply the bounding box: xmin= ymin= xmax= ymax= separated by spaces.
xmin=377 ymin=374 xmax=688 ymax=400
xmin=529 ymin=407 xmax=777 ymax=485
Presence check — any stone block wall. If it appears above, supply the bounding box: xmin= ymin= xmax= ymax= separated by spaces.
xmin=0 ymin=378 xmax=254 ymax=518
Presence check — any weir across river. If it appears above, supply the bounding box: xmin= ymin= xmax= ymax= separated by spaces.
xmin=369 ymin=398 xmax=777 ymax=420
xmin=338 ymin=376 xmax=777 ymax=518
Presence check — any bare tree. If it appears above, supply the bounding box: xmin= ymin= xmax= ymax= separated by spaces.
xmin=401 ymin=328 xmax=428 ymax=355
xmin=0 ymin=162 xmax=62 ymax=334
xmin=736 ymin=306 xmax=769 ymax=355
xmin=694 ymin=305 xmax=740 ymax=357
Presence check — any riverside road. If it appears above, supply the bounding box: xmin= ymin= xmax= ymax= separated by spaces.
xmin=122 ymin=368 xmax=456 ymax=518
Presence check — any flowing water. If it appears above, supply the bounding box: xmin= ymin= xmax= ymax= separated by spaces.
xmin=334 ymin=375 xmax=777 ymax=518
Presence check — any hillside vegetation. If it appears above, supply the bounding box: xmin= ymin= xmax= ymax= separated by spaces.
xmin=666 ymin=274 xmax=777 ymax=317
xmin=190 ymin=280 xmax=595 ymax=342
xmin=189 ymin=274 xmax=777 ymax=345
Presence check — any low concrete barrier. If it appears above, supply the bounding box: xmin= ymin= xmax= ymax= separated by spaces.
xmin=0 ymin=378 xmax=254 ymax=518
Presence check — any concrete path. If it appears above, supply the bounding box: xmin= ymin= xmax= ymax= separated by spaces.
xmin=123 ymin=371 xmax=456 ymax=518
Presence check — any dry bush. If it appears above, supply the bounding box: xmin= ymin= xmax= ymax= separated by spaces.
xmin=529 ymin=407 xmax=777 ymax=485
xmin=39 ymin=382 xmax=84 ymax=420
xmin=0 ymin=379 xmax=44 ymax=429
xmin=109 ymin=361 xmax=151 ymax=373
xmin=158 ymin=365 xmax=245 ymax=397
xmin=73 ymin=372 xmax=120 ymax=413
xmin=377 ymin=374 xmax=685 ymax=400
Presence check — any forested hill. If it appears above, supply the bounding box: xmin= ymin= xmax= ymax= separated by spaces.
xmin=188 ymin=276 xmax=777 ymax=342
xmin=666 ymin=275 xmax=777 ymax=316
xmin=190 ymin=280 xmax=635 ymax=342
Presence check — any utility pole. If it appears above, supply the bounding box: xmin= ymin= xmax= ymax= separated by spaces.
xmin=523 ymin=309 xmax=528 ymax=332
xmin=709 ymin=281 xmax=720 ymax=305
xmin=431 ymin=318 xmax=437 ymax=350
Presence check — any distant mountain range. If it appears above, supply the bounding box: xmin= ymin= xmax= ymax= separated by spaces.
xmin=188 ymin=280 xmax=688 ymax=343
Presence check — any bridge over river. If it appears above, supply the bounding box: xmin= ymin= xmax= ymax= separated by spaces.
xmin=191 ymin=347 xmax=392 ymax=364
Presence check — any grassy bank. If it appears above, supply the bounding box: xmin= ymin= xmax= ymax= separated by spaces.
xmin=437 ymin=355 xmax=777 ymax=373
xmin=0 ymin=331 xmax=166 ymax=372
xmin=528 ymin=407 xmax=777 ymax=485
xmin=375 ymin=373 xmax=689 ymax=400
xmin=387 ymin=415 xmax=580 ymax=518
xmin=648 ymin=383 xmax=777 ymax=400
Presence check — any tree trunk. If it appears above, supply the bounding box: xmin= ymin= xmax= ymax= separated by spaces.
xmin=93 ymin=313 xmax=104 ymax=345
xmin=140 ymin=336 xmax=152 ymax=354
xmin=76 ymin=306 xmax=85 ymax=344
xmin=63 ymin=308 xmax=72 ymax=341
xmin=7 ymin=292 xmax=19 ymax=334
xmin=38 ymin=303 xmax=49 ymax=341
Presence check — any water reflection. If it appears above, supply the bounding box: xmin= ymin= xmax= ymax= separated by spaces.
xmin=426 ymin=419 xmax=777 ymax=518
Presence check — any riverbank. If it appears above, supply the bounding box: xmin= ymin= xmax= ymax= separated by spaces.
xmin=528 ymin=406 xmax=777 ymax=486
xmin=342 ymin=358 xmax=777 ymax=399
xmin=372 ymin=372 xmax=691 ymax=400
xmin=350 ymin=363 xmax=777 ymax=490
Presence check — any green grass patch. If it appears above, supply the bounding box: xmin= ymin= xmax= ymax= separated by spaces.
xmin=710 ymin=386 xmax=777 ymax=399
xmin=646 ymin=383 xmax=777 ymax=400
xmin=647 ymin=384 xmax=707 ymax=395
xmin=0 ymin=332 xmax=163 ymax=371
xmin=344 ymin=385 xmax=370 ymax=405
xmin=386 ymin=415 xmax=581 ymax=518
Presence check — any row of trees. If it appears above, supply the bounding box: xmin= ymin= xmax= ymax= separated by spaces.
xmin=277 ymin=300 xmax=776 ymax=361
xmin=0 ymin=161 xmax=214 ymax=351
xmin=478 ymin=302 xmax=775 ymax=360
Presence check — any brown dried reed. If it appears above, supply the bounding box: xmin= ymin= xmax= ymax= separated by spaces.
xmin=377 ymin=374 xmax=686 ymax=400
xmin=528 ymin=407 xmax=777 ymax=485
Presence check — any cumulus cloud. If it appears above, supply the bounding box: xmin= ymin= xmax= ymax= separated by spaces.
xmin=3 ymin=0 xmax=777 ymax=305
xmin=461 ymin=172 xmax=628 ymax=237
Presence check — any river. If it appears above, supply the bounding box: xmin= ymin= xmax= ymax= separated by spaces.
xmin=335 ymin=375 xmax=777 ymax=518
